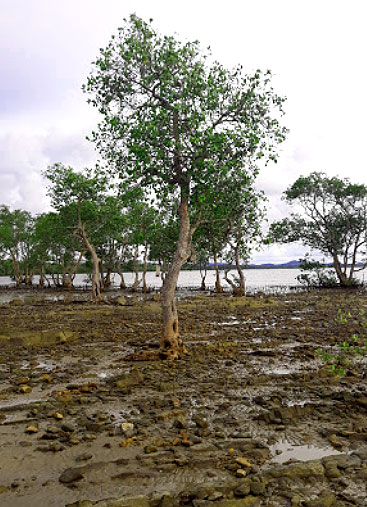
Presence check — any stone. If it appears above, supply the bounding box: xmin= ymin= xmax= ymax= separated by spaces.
xmin=193 ymin=416 xmax=209 ymax=429
xmin=250 ymin=478 xmax=266 ymax=496
xmin=116 ymin=296 xmax=127 ymax=306
xmin=303 ymin=493 xmax=336 ymax=507
xmin=115 ymin=370 xmax=144 ymax=390
xmin=144 ymin=445 xmax=158 ymax=454
xmin=59 ymin=467 xmax=84 ymax=483
xmin=173 ymin=414 xmax=187 ymax=429
xmin=236 ymin=457 xmax=253 ymax=468
xmin=25 ymin=425 xmax=38 ymax=434
xmin=205 ymin=498 xmax=259 ymax=507
xmin=120 ymin=422 xmax=134 ymax=437
xmin=234 ymin=479 xmax=251 ymax=497
xmin=76 ymin=452 xmax=93 ymax=462
xmin=266 ymin=460 xmax=325 ymax=479
xmin=19 ymin=385 xmax=32 ymax=393
xmin=94 ymin=495 xmax=150 ymax=507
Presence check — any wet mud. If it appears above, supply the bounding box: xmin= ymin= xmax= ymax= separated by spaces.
xmin=1 ymin=289 xmax=367 ymax=506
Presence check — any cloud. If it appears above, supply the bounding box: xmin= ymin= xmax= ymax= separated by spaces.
xmin=0 ymin=128 xmax=97 ymax=213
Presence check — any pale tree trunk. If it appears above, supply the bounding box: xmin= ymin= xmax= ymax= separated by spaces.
xmin=160 ymin=260 xmax=166 ymax=282
xmin=331 ymin=251 xmax=347 ymax=286
xmin=160 ymin=198 xmax=191 ymax=359
xmin=213 ymin=250 xmax=223 ymax=293
xmin=82 ymin=232 xmax=102 ymax=302
xmin=79 ymin=233 xmax=102 ymax=302
xmin=199 ymin=263 xmax=207 ymax=291
xmin=142 ymin=241 xmax=148 ymax=293
xmin=234 ymin=248 xmax=246 ymax=296
xmin=24 ymin=264 xmax=33 ymax=286
xmin=10 ymin=252 xmax=21 ymax=287
xmin=131 ymin=247 xmax=140 ymax=292
xmin=224 ymin=245 xmax=246 ymax=296
xmin=39 ymin=264 xmax=45 ymax=288
xmin=62 ymin=251 xmax=84 ymax=289
xmin=99 ymin=259 xmax=106 ymax=290
xmin=104 ymin=267 xmax=112 ymax=289
xmin=116 ymin=265 xmax=126 ymax=289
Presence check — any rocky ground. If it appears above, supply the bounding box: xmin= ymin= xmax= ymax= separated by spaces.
xmin=1 ymin=288 xmax=367 ymax=507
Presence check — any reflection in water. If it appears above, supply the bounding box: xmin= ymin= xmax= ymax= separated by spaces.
xmin=270 ymin=440 xmax=343 ymax=464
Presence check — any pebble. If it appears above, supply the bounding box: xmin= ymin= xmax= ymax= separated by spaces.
xmin=59 ymin=468 xmax=84 ymax=483
xmin=25 ymin=425 xmax=38 ymax=434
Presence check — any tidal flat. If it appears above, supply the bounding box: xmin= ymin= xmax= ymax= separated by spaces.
xmin=1 ymin=289 xmax=367 ymax=506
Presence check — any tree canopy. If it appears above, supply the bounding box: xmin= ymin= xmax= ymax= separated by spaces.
xmin=270 ymin=172 xmax=367 ymax=286
xmin=84 ymin=14 xmax=287 ymax=357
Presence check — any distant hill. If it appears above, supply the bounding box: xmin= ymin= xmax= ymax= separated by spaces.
xmin=247 ymin=260 xmax=301 ymax=269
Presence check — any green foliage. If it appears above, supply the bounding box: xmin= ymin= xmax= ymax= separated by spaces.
xmin=316 ymin=308 xmax=367 ymax=377
xmin=296 ymin=254 xmax=339 ymax=288
xmin=84 ymin=14 xmax=286 ymax=223
xmin=269 ymin=172 xmax=367 ymax=286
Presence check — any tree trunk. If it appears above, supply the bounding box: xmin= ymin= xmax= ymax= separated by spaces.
xmin=142 ymin=242 xmax=148 ymax=293
xmin=331 ymin=251 xmax=347 ymax=286
xmin=39 ymin=264 xmax=45 ymax=288
xmin=160 ymin=197 xmax=190 ymax=359
xmin=80 ymin=228 xmax=102 ymax=302
xmin=131 ymin=247 xmax=140 ymax=292
xmin=234 ymin=249 xmax=246 ymax=296
xmin=199 ymin=262 xmax=207 ymax=291
xmin=213 ymin=250 xmax=223 ymax=293
xmin=10 ymin=253 xmax=21 ymax=287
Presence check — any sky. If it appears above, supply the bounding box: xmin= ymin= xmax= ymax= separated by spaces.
xmin=0 ymin=0 xmax=366 ymax=263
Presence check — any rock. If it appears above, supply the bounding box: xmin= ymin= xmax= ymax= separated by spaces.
xmin=144 ymin=445 xmax=158 ymax=454
xmin=25 ymin=425 xmax=38 ymax=434
xmin=193 ymin=415 xmax=209 ymax=429
xmin=120 ymin=422 xmax=134 ymax=437
xmin=159 ymin=382 xmax=173 ymax=392
xmin=303 ymin=493 xmax=336 ymax=507
xmin=10 ymin=329 xmax=78 ymax=347
xmin=266 ymin=460 xmax=325 ymax=479
xmin=203 ymin=498 xmax=259 ymax=507
xmin=19 ymin=385 xmax=32 ymax=393
xmin=236 ymin=457 xmax=253 ymax=468
xmin=76 ymin=452 xmax=93 ymax=462
xmin=115 ymin=370 xmax=144 ymax=390
xmin=236 ymin=469 xmax=248 ymax=478
xmin=234 ymin=479 xmax=251 ymax=497
xmin=250 ymin=478 xmax=266 ymax=496
xmin=66 ymin=501 xmax=93 ymax=507
xmin=173 ymin=414 xmax=187 ymax=429
xmin=94 ymin=495 xmax=150 ymax=507
xmin=9 ymin=298 xmax=24 ymax=306
xmin=59 ymin=467 xmax=84 ymax=483
xmin=53 ymin=412 xmax=63 ymax=420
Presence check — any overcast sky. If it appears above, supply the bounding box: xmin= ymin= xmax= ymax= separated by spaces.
xmin=1 ymin=0 xmax=366 ymax=263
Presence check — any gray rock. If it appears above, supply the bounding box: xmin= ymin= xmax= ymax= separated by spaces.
xmin=59 ymin=467 xmax=84 ymax=483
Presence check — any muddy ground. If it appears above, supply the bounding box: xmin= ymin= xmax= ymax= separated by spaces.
xmin=1 ymin=288 xmax=367 ymax=507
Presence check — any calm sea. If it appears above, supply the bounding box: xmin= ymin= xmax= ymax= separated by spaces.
xmin=1 ymin=268 xmax=367 ymax=292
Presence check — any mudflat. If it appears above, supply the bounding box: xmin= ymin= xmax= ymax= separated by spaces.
xmin=1 ymin=289 xmax=367 ymax=506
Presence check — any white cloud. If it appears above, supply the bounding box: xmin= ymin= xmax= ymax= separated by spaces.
xmin=1 ymin=0 xmax=366 ymax=262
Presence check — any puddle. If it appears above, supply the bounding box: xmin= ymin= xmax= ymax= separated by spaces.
xmin=270 ymin=440 xmax=343 ymax=464
xmin=287 ymin=399 xmax=312 ymax=407
xmin=219 ymin=316 xmax=241 ymax=326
